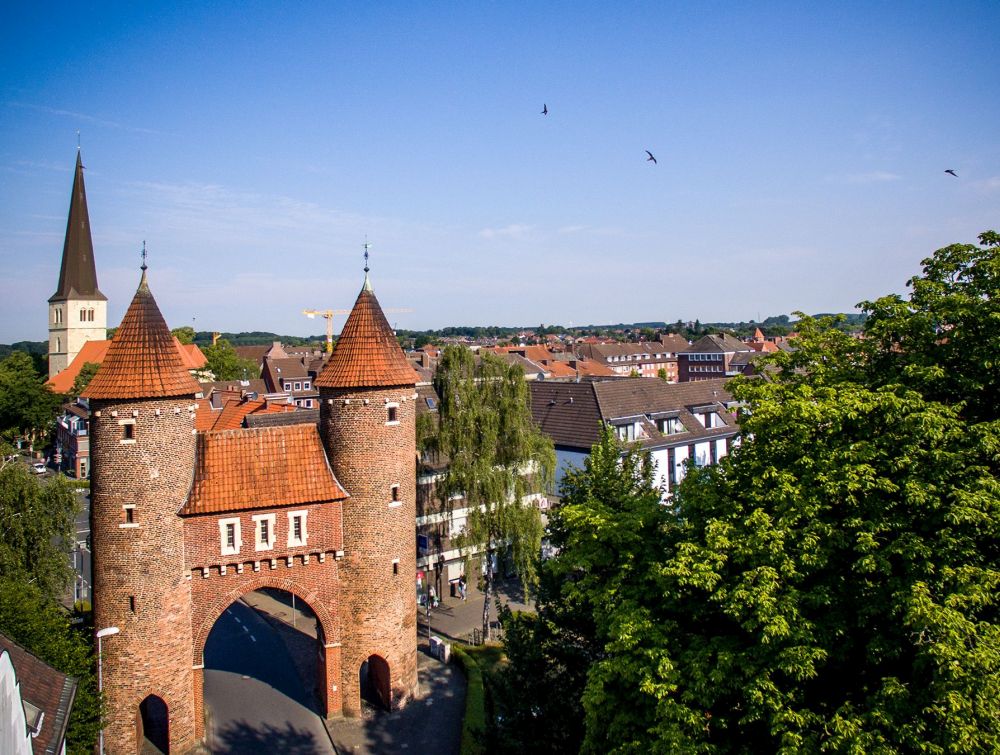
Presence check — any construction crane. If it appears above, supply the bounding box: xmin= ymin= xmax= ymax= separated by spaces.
xmin=303 ymin=309 xmax=350 ymax=354
xmin=304 ymin=307 xmax=414 ymax=353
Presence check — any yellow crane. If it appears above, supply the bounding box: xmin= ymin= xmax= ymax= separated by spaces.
xmin=303 ymin=307 xmax=414 ymax=353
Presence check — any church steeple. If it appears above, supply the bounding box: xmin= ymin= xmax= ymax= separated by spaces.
xmin=47 ymin=149 xmax=109 ymax=379
xmin=50 ymin=150 xmax=106 ymax=303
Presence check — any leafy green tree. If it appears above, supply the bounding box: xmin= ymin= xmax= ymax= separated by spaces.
xmin=429 ymin=346 xmax=555 ymax=639
xmin=862 ymin=229 xmax=1000 ymax=422
xmin=0 ymin=351 xmax=63 ymax=450
xmin=0 ymin=460 xmax=80 ymax=600
xmin=67 ymin=362 xmax=100 ymax=401
xmin=171 ymin=325 xmax=196 ymax=345
xmin=494 ymin=426 xmax=659 ymax=754
xmin=201 ymin=338 xmax=258 ymax=381
xmin=498 ymin=232 xmax=1000 ymax=753
xmin=0 ymin=577 xmax=101 ymax=754
xmin=657 ymin=367 xmax=668 ymax=381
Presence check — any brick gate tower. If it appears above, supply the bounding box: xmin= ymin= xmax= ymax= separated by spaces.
xmin=83 ymin=265 xmax=201 ymax=754
xmin=316 ymin=267 xmax=420 ymax=715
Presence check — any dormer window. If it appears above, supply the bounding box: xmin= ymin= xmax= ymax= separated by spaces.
xmin=614 ymin=424 xmax=635 ymax=442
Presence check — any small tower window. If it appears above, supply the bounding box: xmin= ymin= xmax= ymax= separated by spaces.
xmin=123 ymin=506 xmax=135 ymax=525
xmin=129 ymin=596 xmax=136 ymax=612
xmin=120 ymin=420 xmax=136 ymax=443
xmin=252 ymin=513 xmax=276 ymax=551
xmin=55 ymin=337 xmax=61 ymax=353
xmin=389 ymin=484 xmax=401 ymax=507
xmin=393 ymin=560 xmax=399 ymax=576
xmin=386 ymin=403 xmax=399 ymax=425
xmin=219 ymin=517 xmax=242 ymax=556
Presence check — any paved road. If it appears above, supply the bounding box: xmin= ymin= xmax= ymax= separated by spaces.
xmin=204 ymin=600 xmax=334 ymax=755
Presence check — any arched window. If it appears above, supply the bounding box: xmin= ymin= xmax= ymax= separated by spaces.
xmin=55 ymin=337 xmax=61 ymax=352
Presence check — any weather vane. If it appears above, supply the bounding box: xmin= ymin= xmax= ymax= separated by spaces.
xmin=76 ymin=130 xmax=81 ymax=151
xmin=363 ymin=237 xmax=371 ymax=273
xmin=140 ymin=240 xmax=148 ymax=271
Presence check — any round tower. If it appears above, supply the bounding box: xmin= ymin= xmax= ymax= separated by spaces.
xmin=84 ymin=266 xmax=201 ymax=753
xmin=316 ymin=268 xmax=419 ymax=716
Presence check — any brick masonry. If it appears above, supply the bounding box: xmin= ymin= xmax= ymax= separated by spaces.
xmin=92 ymin=386 xmax=419 ymax=752
xmin=320 ymin=385 xmax=419 ymax=716
xmin=90 ymin=396 xmax=198 ymax=755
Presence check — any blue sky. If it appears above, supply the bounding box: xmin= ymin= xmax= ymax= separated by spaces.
xmin=1 ymin=2 xmax=998 ymax=342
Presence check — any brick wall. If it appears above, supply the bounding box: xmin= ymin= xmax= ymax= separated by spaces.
xmin=320 ymin=385 xmax=418 ymax=715
xmin=90 ymin=396 xmax=198 ymax=755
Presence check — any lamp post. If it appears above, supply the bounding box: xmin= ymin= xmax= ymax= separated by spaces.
xmin=96 ymin=626 xmax=120 ymax=755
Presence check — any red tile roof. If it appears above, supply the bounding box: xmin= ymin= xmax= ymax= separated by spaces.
xmin=315 ymin=277 xmax=418 ymax=389
xmin=48 ymin=338 xmax=206 ymax=395
xmin=182 ymin=424 xmax=347 ymax=515
xmin=82 ymin=271 xmax=202 ymax=400
xmin=0 ymin=631 xmax=77 ymax=755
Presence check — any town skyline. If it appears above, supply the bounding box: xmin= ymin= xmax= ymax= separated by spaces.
xmin=2 ymin=2 xmax=998 ymax=344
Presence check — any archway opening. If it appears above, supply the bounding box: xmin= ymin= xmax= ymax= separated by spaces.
xmin=359 ymin=654 xmax=391 ymax=711
xmin=137 ymin=694 xmax=169 ymax=754
xmin=203 ymin=588 xmax=331 ymax=753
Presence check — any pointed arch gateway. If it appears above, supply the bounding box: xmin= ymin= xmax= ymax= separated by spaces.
xmin=137 ymin=694 xmax=169 ymax=753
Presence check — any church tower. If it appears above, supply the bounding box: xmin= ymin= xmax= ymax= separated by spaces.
xmin=48 ymin=150 xmax=107 ymax=378
xmin=83 ymin=264 xmax=201 ymax=754
xmin=316 ymin=265 xmax=420 ymax=716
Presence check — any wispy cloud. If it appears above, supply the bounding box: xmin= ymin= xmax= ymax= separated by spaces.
xmin=7 ymin=101 xmax=166 ymax=136
xmin=973 ymin=176 xmax=1000 ymax=191
xmin=478 ymin=223 xmax=534 ymax=240
xmin=834 ymin=171 xmax=902 ymax=184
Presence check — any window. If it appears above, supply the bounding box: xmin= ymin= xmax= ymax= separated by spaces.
xmin=80 ymin=309 xmax=86 ymax=322
xmin=125 ymin=507 xmax=134 ymax=524
xmin=253 ymin=514 xmax=276 ymax=551
xmin=120 ymin=420 xmax=135 ymax=443
xmin=614 ymin=424 xmax=635 ymax=442
xmin=393 ymin=561 xmax=399 ymax=575
xmin=219 ymin=517 xmax=241 ymax=555
xmin=287 ymin=510 xmax=307 ymax=547
xmin=305 ymin=399 xmax=313 ymax=408
xmin=129 ymin=596 xmax=135 ymax=612
xmin=386 ymin=403 xmax=399 ymax=425
xmin=303 ymin=381 xmax=310 ymax=390
xmin=390 ymin=484 xmax=401 ymax=507
xmin=667 ymin=448 xmax=677 ymax=488
xmin=294 ymin=382 xmax=301 ymax=391
xmin=55 ymin=337 xmax=61 ymax=353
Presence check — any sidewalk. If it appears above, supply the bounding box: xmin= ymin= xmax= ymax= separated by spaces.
xmin=419 ymin=576 xmax=533 ymax=645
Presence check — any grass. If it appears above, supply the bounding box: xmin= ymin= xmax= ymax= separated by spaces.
xmin=452 ymin=644 xmax=506 ymax=755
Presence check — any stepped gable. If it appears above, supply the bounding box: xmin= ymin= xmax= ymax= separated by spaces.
xmin=82 ymin=270 xmax=201 ymax=400
xmin=315 ymin=274 xmax=418 ymax=389
xmin=182 ymin=424 xmax=347 ymax=515
xmin=50 ymin=151 xmax=106 ymax=302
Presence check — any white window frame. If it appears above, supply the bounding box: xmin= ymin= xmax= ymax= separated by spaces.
xmin=119 ymin=418 xmax=136 ymax=445
xmin=389 ymin=483 xmax=402 ymax=508
xmin=385 ymin=402 xmax=400 ymax=426
xmin=219 ymin=517 xmax=242 ymax=556
xmin=287 ymin=510 xmax=308 ymax=547
xmin=252 ymin=513 xmax=276 ymax=551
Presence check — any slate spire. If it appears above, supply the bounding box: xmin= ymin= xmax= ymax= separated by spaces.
xmin=50 ymin=150 xmax=106 ymax=303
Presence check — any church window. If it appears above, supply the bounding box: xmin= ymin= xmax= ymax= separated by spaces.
xmin=219 ymin=517 xmax=241 ymax=555
xmin=55 ymin=337 xmax=61 ymax=353
xmin=129 ymin=596 xmax=136 ymax=612
xmin=80 ymin=309 xmax=86 ymax=322
xmin=253 ymin=513 xmax=276 ymax=551
xmin=287 ymin=511 xmax=307 ymax=547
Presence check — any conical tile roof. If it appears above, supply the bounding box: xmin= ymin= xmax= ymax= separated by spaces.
xmin=82 ymin=270 xmax=201 ymax=400
xmin=315 ymin=274 xmax=418 ymax=389
xmin=50 ymin=151 xmax=106 ymax=303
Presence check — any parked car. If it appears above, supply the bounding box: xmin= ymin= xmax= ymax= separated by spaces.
xmin=31 ymin=462 xmax=47 ymax=475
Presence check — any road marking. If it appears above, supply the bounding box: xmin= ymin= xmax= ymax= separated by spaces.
xmin=234 ymin=616 xmax=242 ymax=625
xmin=249 ymin=635 xmax=257 ymax=642
xmin=226 ymin=609 xmax=233 ymax=617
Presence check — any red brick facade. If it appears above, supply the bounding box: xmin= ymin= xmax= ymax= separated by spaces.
xmin=320 ymin=384 xmax=419 ymax=716
xmin=90 ymin=276 xmax=419 ymax=753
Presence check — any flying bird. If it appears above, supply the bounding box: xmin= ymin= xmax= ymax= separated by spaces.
xmin=541 ymin=104 xmax=548 ymax=115
xmin=645 ymin=150 xmax=657 ymax=164
xmin=945 ymin=169 xmax=958 ymax=177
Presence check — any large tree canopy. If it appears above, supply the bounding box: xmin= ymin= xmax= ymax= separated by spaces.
xmin=498 ymin=231 xmax=1000 ymax=753
xmin=201 ymin=338 xmax=258 ymax=381
xmin=428 ymin=346 xmax=555 ymax=639
xmin=0 ymin=351 xmax=63 ymax=447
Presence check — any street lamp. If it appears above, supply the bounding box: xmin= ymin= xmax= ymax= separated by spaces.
xmin=96 ymin=626 xmax=120 ymax=755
